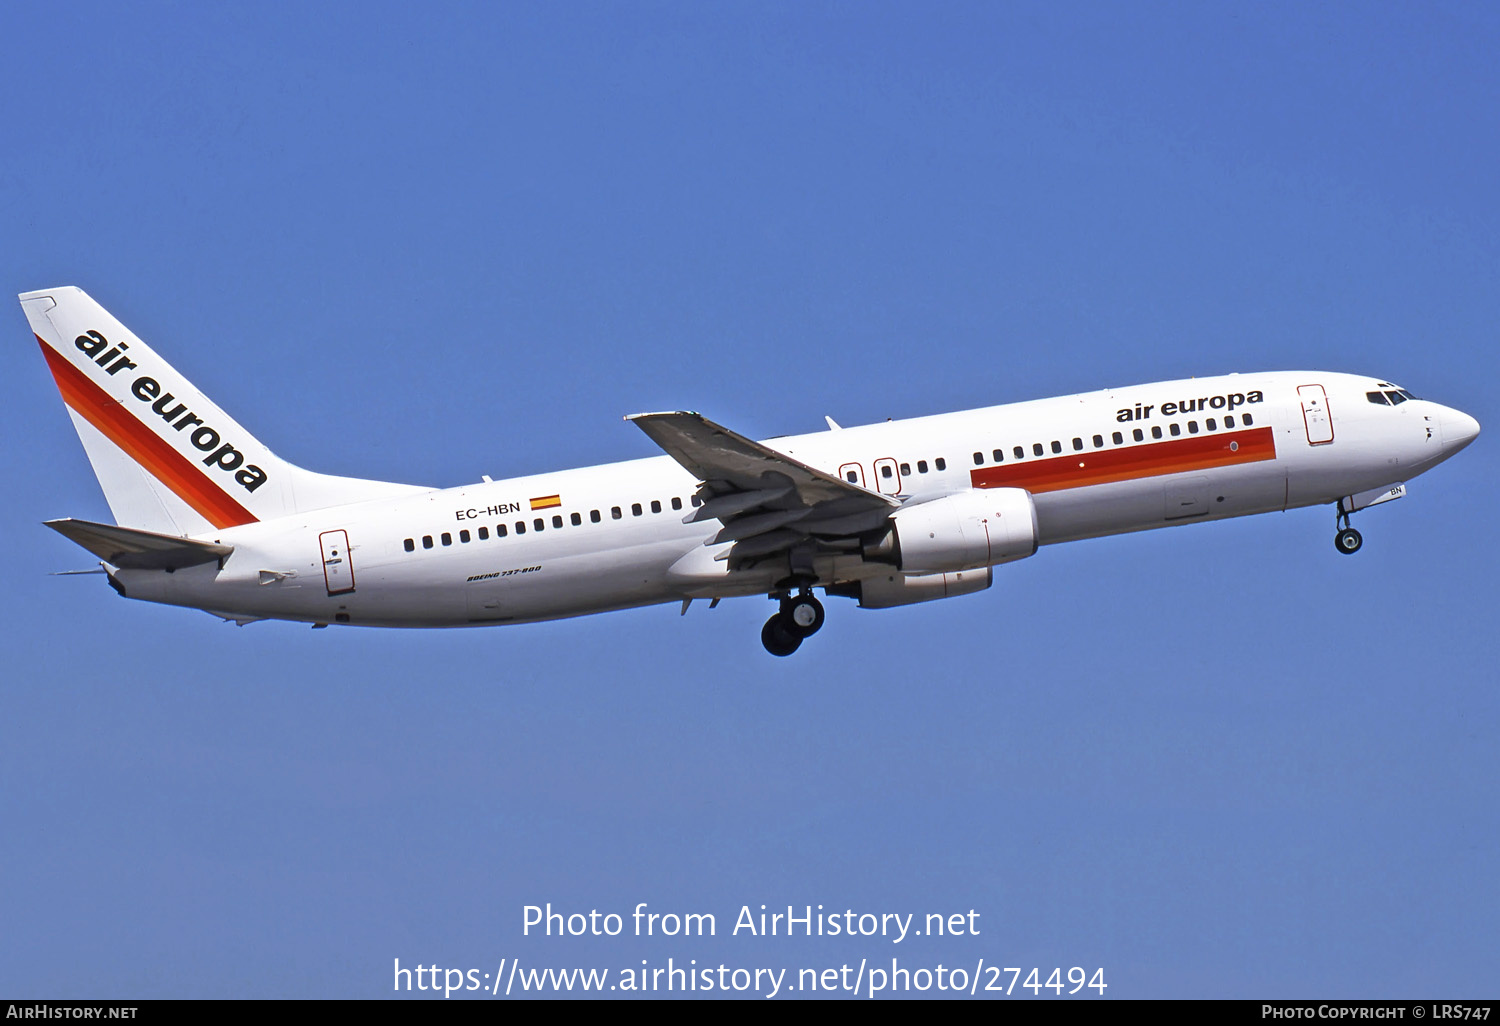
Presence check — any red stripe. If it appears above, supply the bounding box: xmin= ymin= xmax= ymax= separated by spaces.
xmin=39 ymin=337 xmax=258 ymax=529
xmin=970 ymin=426 xmax=1277 ymax=494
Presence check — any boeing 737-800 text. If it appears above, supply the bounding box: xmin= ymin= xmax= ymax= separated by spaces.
xmin=24 ymin=287 xmax=1480 ymax=655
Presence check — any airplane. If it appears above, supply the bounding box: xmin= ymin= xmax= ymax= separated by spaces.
xmin=23 ymin=286 xmax=1481 ymax=656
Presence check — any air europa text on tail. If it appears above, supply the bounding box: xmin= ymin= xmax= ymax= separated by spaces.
xmin=73 ymin=330 xmax=268 ymax=492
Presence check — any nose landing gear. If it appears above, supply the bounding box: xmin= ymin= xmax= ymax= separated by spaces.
xmin=1334 ymin=502 xmax=1363 ymax=555
xmin=761 ymin=588 xmax=826 ymax=656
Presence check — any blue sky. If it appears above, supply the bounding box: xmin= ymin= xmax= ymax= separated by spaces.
xmin=2 ymin=1 xmax=1496 ymax=999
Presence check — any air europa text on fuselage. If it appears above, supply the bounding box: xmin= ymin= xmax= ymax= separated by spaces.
xmin=1116 ymin=390 xmax=1264 ymax=422
xmin=73 ymin=330 xmax=268 ymax=492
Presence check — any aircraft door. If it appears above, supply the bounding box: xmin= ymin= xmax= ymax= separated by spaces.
xmin=1298 ymin=384 xmax=1334 ymax=445
xmin=319 ymin=529 xmax=355 ymax=595
xmin=873 ymin=458 xmax=902 ymax=496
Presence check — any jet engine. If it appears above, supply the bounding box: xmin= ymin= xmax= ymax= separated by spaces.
xmin=863 ymin=487 xmax=1038 ymax=574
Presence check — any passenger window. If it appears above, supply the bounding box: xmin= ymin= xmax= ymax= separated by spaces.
xmin=1014 ymin=446 xmax=1025 ymax=460
xmin=973 ymin=452 xmax=984 ymax=466
xmin=1050 ymin=440 xmax=1062 ymax=454
xmin=495 ymin=524 xmax=508 ymax=537
xmin=899 ymin=463 xmax=911 ymax=476
xmin=590 ymin=510 xmax=601 ymax=523
xmin=917 ymin=460 xmax=928 ymax=474
xmin=552 ymin=515 xmax=563 ymax=529
xmin=650 ymin=500 xmax=661 ymax=513
xmin=611 ymin=507 xmax=622 ymax=519
xmin=1033 ymin=443 xmax=1044 ymax=457
xmin=1151 ymin=426 xmax=1162 ymax=439
xmin=882 ymin=465 xmax=893 ymax=478
xmin=422 ymin=535 xmax=433 ymax=549
xmin=1206 ymin=418 xmax=1217 ymax=431
xmin=1242 ymin=413 xmax=1254 ymax=426
xmin=534 ymin=518 xmax=545 ymax=531
xmin=1188 ymin=421 xmax=1199 ymax=434
xmin=993 ymin=449 xmax=1005 ymax=462
xmin=1169 ymin=423 xmax=1180 ymax=436
xmin=403 ymin=538 xmax=415 ymax=552
xmin=459 ymin=529 xmax=471 ymax=543
xmin=441 ymin=532 xmax=452 ymax=546
xmin=1092 ymin=434 xmax=1103 ymax=448
xmin=1072 ymin=437 xmax=1083 ymax=451
xmin=631 ymin=503 xmax=642 ymax=516
xmin=671 ymin=497 xmax=682 ymax=511
xmin=935 ymin=458 xmax=946 ymax=470
xmin=1133 ymin=428 xmax=1144 ymax=442
xmin=570 ymin=512 xmax=581 ymax=526
xmin=478 ymin=527 xmax=489 ymax=540
xmin=1224 ymin=415 xmax=1235 ymax=429
xmin=515 ymin=521 xmax=526 ymax=534
xmin=1112 ymin=432 xmax=1123 ymax=445
xmin=691 ymin=495 xmax=701 ymax=507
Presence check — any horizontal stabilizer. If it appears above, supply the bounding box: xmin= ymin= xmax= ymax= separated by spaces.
xmin=45 ymin=518 xmax=232 ymax=570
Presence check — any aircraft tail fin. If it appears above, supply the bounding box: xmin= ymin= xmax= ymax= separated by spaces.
xmin=22 ymin=287 xmax=427 ymax=535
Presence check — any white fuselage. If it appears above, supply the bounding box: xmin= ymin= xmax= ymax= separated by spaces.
xmin=112 ymin=370 xmax=1477 ymax=628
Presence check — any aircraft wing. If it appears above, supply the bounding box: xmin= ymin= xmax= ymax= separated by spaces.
xmin=627 ymin=411 xmax=898 ymax=567
xmin=45 ymin=518 xmax=233 ymax=570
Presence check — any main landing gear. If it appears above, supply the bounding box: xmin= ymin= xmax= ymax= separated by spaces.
xmin=1334 ymin=503 xmax=1363 ymax=555
xmin=761 ymin=589 xmax=825 ymax=657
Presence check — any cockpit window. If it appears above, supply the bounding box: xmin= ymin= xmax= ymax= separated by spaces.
xmin=1367 ymin=391 xmax=1390 ymax=405
xmin=1398 ymin=389 xmax=1419 ymax=400
xmin=1385 ymin=390 xmax=1407 ymax=405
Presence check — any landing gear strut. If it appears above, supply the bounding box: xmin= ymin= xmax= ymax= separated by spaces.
xmin=761 ymin=587 xmax=826 ymax=656
xmin=1334 ymin=503 xmax=1363 ymax=555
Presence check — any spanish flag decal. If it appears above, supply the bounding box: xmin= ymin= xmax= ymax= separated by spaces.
xmin=529 ymin=494 xmax=562 ymax=511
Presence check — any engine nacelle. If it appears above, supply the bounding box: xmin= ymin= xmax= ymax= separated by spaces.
xmin=834 ymin=567 xmax=993 ymax=609
xmin=867 ymin=487 xmax=1038 ymax=574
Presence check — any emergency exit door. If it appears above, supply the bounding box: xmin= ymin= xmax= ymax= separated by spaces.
xmin=872 ymin=458 xmax=902 ymax=496
xmin=319 ymin=530 xmax=355 ymax=595
xmin=1298 ymin=384 xmax=1334 ymax=445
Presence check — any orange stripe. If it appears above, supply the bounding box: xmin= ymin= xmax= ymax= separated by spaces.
xmin=529 ymin=494 xmax=561 ymax=510
xmin=970 ymin=426 xmax=1277 ymax=494
xmin=39 ymin=338 xmax=258 ymax=529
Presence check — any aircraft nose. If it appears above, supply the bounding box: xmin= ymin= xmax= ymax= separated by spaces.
xmin=1440 ymin=406 xmax=1481 ymax=452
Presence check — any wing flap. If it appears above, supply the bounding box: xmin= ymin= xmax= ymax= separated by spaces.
xmin=628 ymin=411 xmax=897 ymax=570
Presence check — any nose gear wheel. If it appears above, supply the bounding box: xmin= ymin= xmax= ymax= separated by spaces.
xmin=782 ymin=593 xmax=825 ymax=637
xmin=1334 ymin=502 xmax=1363 ymax=555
